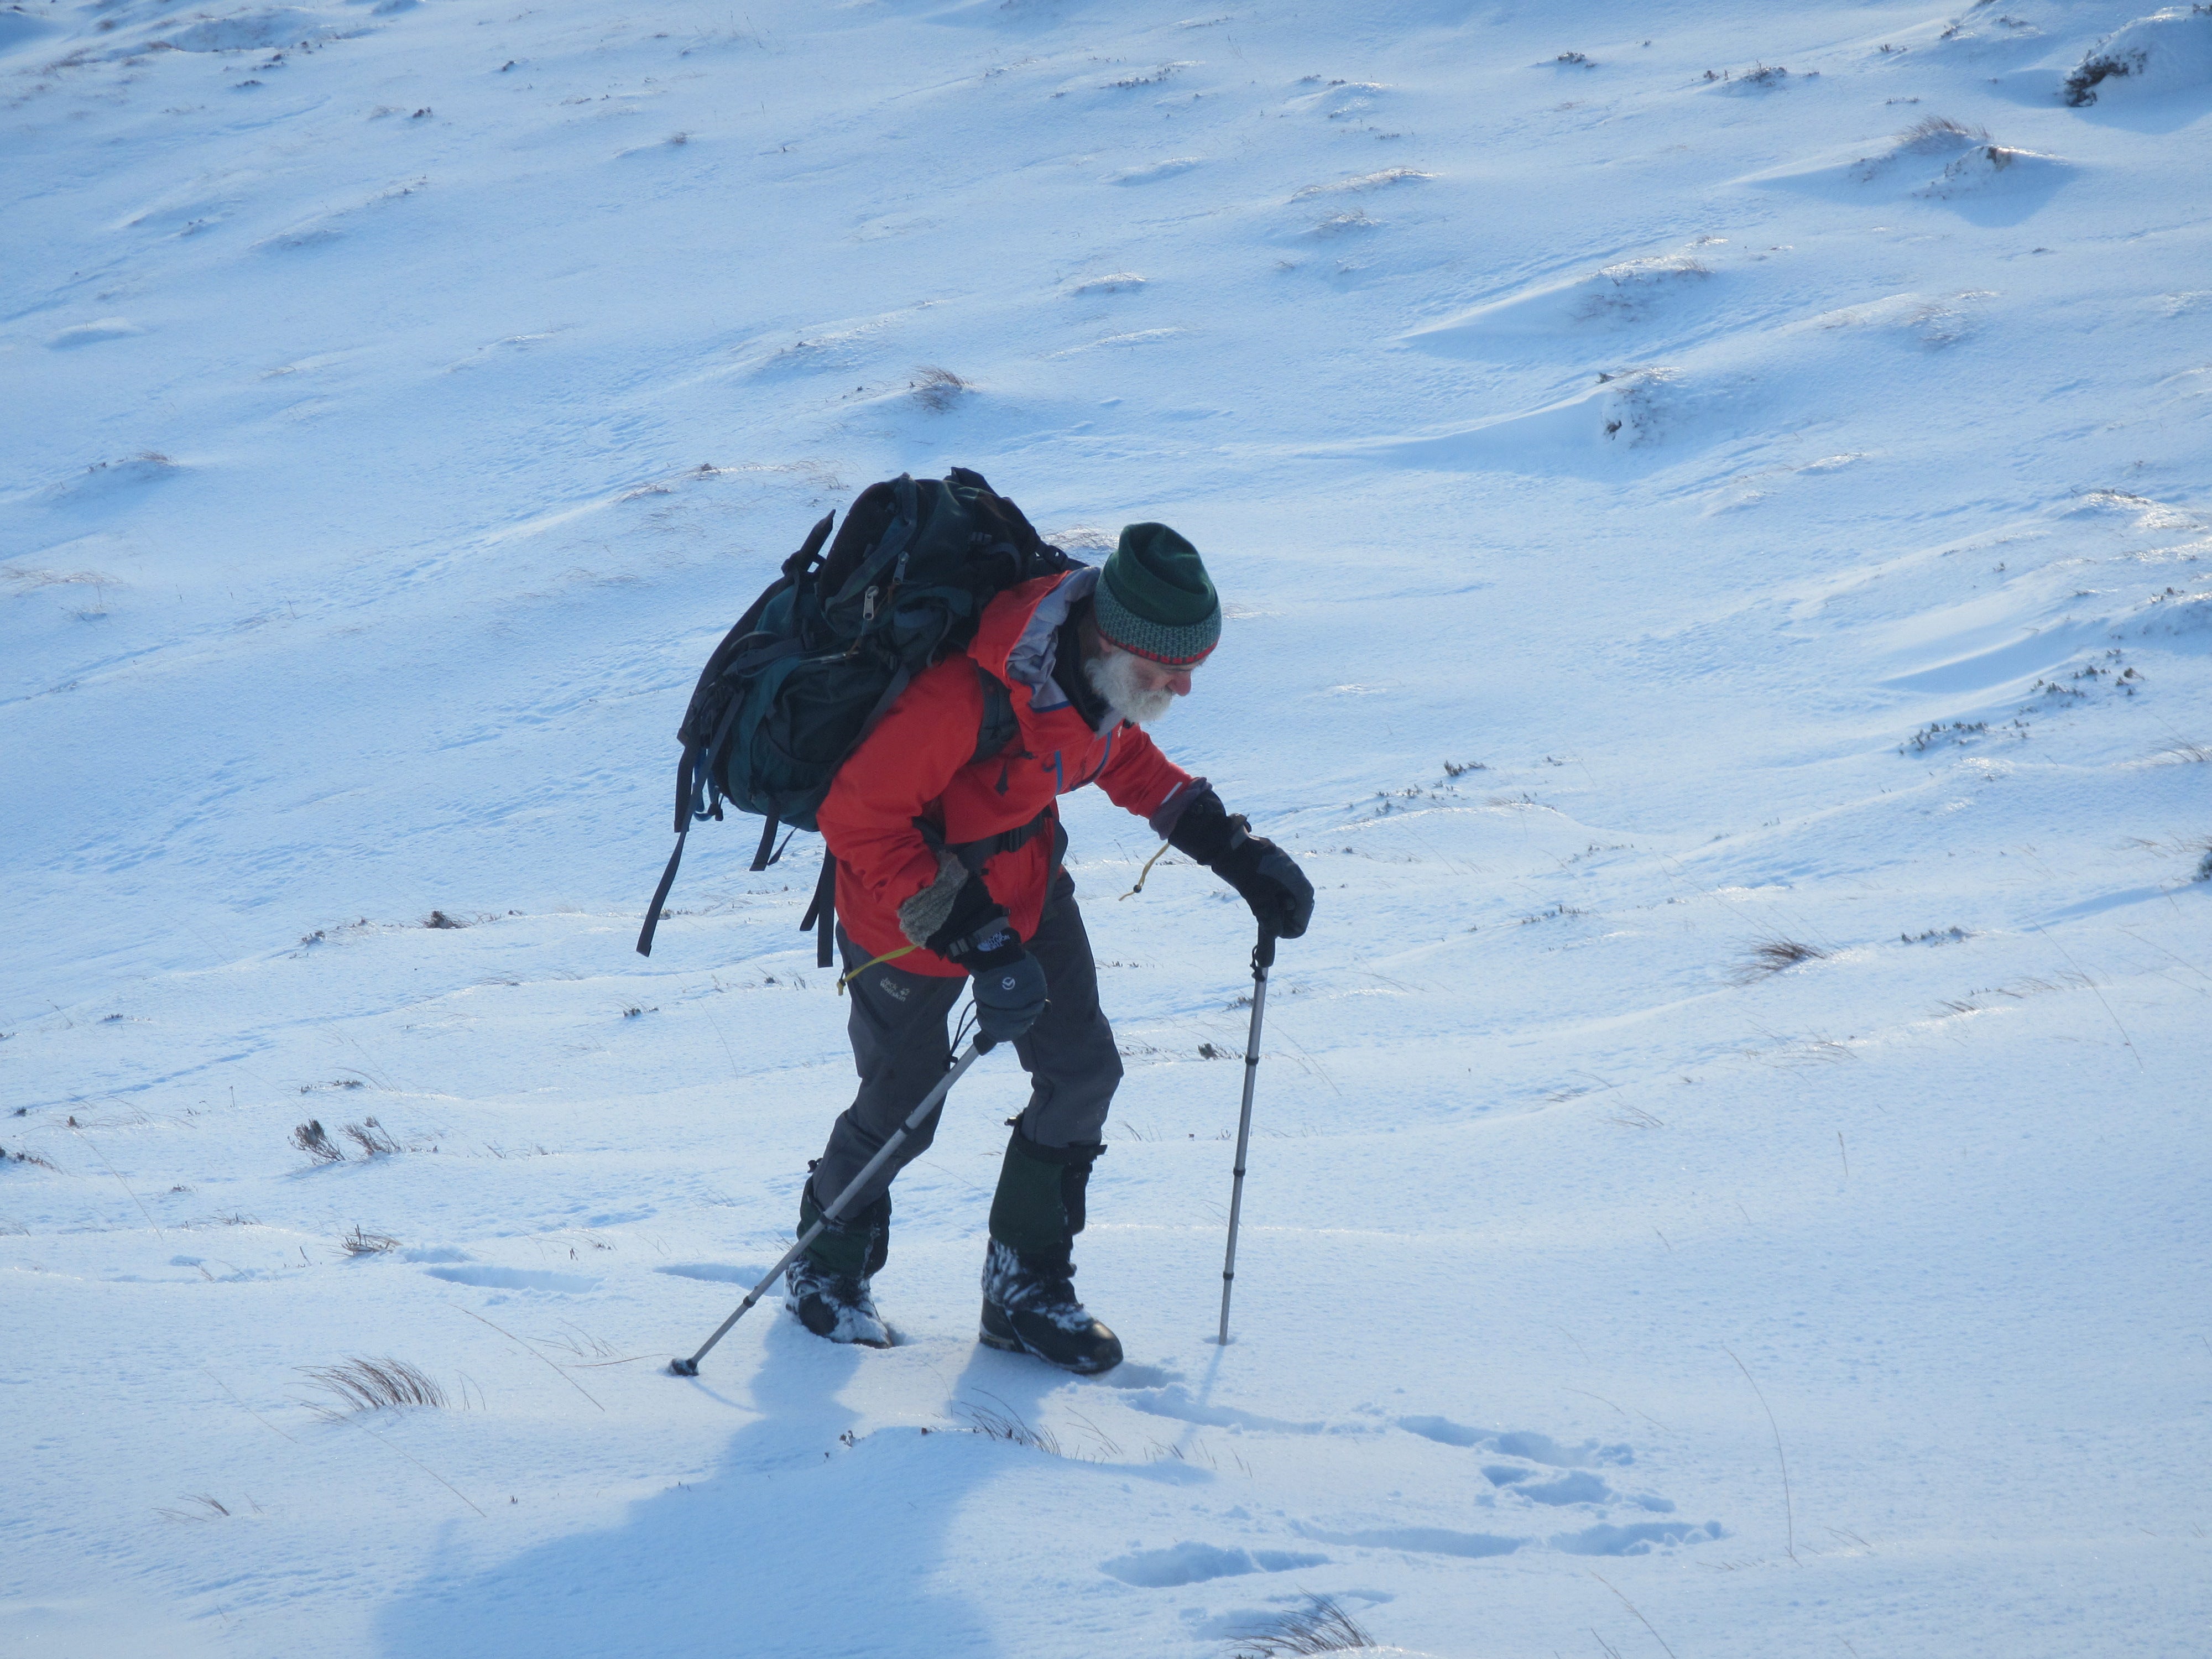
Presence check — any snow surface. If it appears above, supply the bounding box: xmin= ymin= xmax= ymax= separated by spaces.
xmin=4 ymin=2 xmax=2209 ymax=1656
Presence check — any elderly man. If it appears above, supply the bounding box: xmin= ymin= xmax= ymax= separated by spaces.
xmin=790 ymin=523 xmax=1314 ymax=1372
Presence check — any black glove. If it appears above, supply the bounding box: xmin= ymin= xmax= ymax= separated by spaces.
xmin=958 ymin=929 xmax=1048 ymax=1044
xmin=1167 ymin=790 xmax=1315 ymax=940
xmin=926 ymin=881 xmax=1047 ymax=1043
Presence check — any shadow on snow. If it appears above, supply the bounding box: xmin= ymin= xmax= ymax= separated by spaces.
xmin=374 ymin=1316 xmax=1063 ymax=1659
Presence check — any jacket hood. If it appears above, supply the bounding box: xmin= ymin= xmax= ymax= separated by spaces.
xmin=968 ymin=565 xmax=1109 ymax=732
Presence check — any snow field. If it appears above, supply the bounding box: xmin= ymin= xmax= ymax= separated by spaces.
xmin=5 ymin=1 xmax=2210 ymax=1656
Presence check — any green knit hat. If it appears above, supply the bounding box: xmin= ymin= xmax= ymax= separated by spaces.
xmin=1094 ymin=522 xmax=1220 ymax=666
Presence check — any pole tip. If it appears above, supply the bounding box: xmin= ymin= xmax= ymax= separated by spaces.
xmin=667 ymin=1357 xmax=700 ymax=1377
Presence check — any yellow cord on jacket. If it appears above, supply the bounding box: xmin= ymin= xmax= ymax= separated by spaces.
xmin=1118 ymin=839 xmax=1172 ymax=901
xmin=836 ymin=942 xmax=920 ymax=994
xmin=846 ymin=834 xmax=1168 ymax=988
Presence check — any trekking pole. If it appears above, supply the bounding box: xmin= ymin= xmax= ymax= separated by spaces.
xmin=1215 ymin=927 xmax=1276 ymax=1345
xmin=669 ymin=1032 xmax=998 ymax=1376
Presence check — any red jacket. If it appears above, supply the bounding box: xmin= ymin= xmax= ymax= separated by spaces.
xmin=817 ymin=567 xmax=1200 ymax=977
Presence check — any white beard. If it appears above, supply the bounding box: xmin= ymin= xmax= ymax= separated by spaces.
xmin=1084 ymin=646 xmax=1175 ymax=726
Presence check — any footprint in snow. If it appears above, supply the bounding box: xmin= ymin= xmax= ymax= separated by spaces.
xmin=656 ymin=1261 xmax=775 ymax=1286
xmin=1121 ymin=1381 xmax=1324 ymax=1433
xmin=1399 ymin=1415 xmax=1631 ymax=1464
xmin=424 ymin=1265 xmax=597 ymax=1293
xmin=1094 ymin=1402 xmax=1719 ymax=1577
xmin=1088 ymin=1361 xmax=1181 ymax=1389
xmin=1100 ymin=1541 xmax=1328 ymax=1588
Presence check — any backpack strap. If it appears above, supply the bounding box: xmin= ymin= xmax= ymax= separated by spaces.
xmin=635 ymin=744 xmax=702 ymax=956
xmin=800 ymin=849 xmax=837 ymax=969
xmin=971 ymin=664 xmax=1018 ymax=766
xmin=933 ymin=665 xmax=1034 ymax=870
xmin=797 ymin=667 xmax=1027 ymax=969
xmin=641 ymin=512 xmax=835 ymax=958
xmin=916 ymin=805 xmax=1058 ymax=877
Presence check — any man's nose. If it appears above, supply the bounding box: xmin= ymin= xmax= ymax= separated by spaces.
xmin=1168 ymin=670 xmax=1193 ymax=697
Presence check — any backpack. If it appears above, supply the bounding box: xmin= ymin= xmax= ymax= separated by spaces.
xmin=636 ymin=467 xmax=1080 ymax=960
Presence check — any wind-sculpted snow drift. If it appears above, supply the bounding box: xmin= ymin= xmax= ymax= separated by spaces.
xmin=2063 ymin=8 xmax=2212 ymax=105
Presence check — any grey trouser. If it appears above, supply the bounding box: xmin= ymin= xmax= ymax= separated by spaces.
xmin=810 ymin=871 xmax=1123 ymax=1214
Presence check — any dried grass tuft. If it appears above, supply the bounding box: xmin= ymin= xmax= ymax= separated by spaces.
xmin=911 ymin=365 xmax=971 ymax=411
xmin=955 ymin=1393 xmax=1061 ymax=1455
xmin=1739 ymin=937 xmax=1827 ymax=980
xmin=299 ymin=1355 xmax=447 ymax=1416
xmin=342 ymin=1118 xmax=400 ymax=1157
xmin=340 ymin=1225 xmax=400 ymax=1256
xmin=1226 ymin=1596 xmax=1376 ymax=1658
xmin=154 ymin=1494 xmax=236 ymax=1524
xmin=1901 ymin=114 xmax=1988 ymax=147
xmin=291 ymin=1119 xmax=343 ymax=1164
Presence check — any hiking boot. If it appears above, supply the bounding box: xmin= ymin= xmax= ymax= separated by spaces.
xmin=785 ymin=1255 xmax=891 ymax=1348
xmin=977 ymin=1128 xmax=1120 ymax=1372
xmin=784 ymin=1178 xmax=892 ymax=1349
xmin=979 ymin=1240 xmax=1122 ymax=1374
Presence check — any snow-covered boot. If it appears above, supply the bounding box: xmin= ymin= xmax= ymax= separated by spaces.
xmin=978 ymin=1131 xmax=1122 ymax=1374
xmin=980 ymin=1240 xmax=1123 ymax=1373
xmin=784 ymin=1181 xmax=892 ymax=1349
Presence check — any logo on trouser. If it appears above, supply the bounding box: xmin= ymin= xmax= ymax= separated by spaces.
xmin=999 ymin=975 xmax=1016 ymax=990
